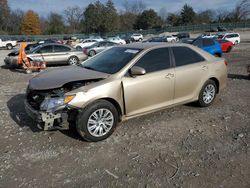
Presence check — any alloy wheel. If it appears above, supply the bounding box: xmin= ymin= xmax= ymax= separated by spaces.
xmin=202 ymin=84 xmax=216 ymax=104
xmin=87 ymin=108 xmax=114 ymax=137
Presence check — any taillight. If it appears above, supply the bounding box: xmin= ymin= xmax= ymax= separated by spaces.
xmin=224 ymin=61 xmax=228 ymax=66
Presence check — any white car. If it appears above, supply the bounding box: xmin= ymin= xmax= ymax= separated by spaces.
xmin=89 ymin=36 xmax=104 ymax=42
xmin=202 ymin=33 xmax=218 ymax=39
xmin=0 ymin=38 xmax=17 ymax=50
xmin=218 ymin=33 xmax=240 ymax=45
xmin=131 ymin=33 xmax=143 ymax=41
xmin=165 ymin=35 xmax=178 ymax=43
xmin=74 ymin=39 xmax=99 ymax=50
xmin=107 ymin=36 xmax=126 ymax=44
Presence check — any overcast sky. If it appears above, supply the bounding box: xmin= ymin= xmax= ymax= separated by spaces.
xmin=9 ymin=0 xmax=237 ymax=16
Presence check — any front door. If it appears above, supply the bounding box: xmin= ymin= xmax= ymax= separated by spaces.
xmin=122 ymin=47 xmax=175 ymax=116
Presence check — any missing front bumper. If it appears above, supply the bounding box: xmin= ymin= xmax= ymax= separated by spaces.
xmin=24 ymin=100 xmax=69 ymax=130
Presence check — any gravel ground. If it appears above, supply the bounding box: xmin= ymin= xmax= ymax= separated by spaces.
xmin=0 ymin=35 xmax=249 ymax=187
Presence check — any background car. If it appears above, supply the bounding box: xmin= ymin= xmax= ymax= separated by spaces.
xmin=73 ymin=39 xmax=99 ymax=50
xmin=192 ymin=37 xmax=222 ymax=57
xmin=0 ymin=38 xmax=17 ymax=50
xmin=88 ymin=36 xmax=104 ymax=42
xmin=217 ymin=26 xmax=227 ymax=31
xmin=147 ymin=37 xmax=168 ymax=42
xmin=107 ymin=36 xmax=126 ymax=44
xmin=5 ymin=43 xmax=88 ymax=67
xmin=165 ymin=35 xmax=178 ymax=42
xmin=119 ymin=33 xmax=134 ymax=44
xmin=130 ymin=33 xmax=143 ymax=41
xmin=217 ymin=33 xmax=240 ymax=45
xmin=216 ymin=39 xmax=233 ymax=53
xmin=83 ymin=41 xmax=118 ymax=56
xmin=173 ymin=32 xmax=190 ymax=40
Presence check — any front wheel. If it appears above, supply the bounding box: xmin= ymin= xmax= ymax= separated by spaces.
xmin=88 ymin=50 xmax=96 ymax=57
xmin=6 ymin=44 xmax=13 ymax=50
xmin=68 ymin=56 xmax=79 ymax=65
xmin=197 ymin=80 xmax=217 ymax=107
xmin=76 ymin=100 xmax=118 ymax=142
xmin=234 ymin=40 xmax=239 ymax=45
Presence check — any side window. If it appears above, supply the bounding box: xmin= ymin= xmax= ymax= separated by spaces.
xmin=134 ymin=48 xmax=171 ymax=73
xmin=203 ymin=39 xmax=215 ymax=47
xmin=54 ymin=45 xmax=71 ymax=52
xmin=172 ymin=47 xmax=205 ymax=67
xmin=37 ymin=45 xmax=53 ymax=53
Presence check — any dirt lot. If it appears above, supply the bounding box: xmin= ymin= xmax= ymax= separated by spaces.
xmin=0 ymin=35 xmax=249 ymax=188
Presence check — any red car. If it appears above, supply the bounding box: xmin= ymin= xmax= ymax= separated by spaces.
xmin=217 ymin=39 xmax=233 ymax=53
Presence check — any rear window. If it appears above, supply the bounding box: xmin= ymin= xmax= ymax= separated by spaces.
xmin=81 ymin=47 xmax=142 ymax=74
xmin=172 ymin=47 xmax=205 ymax=67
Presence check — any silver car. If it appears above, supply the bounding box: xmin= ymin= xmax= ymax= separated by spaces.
xmin=84 ymin=41 xmax=118 ymax=56
xmin=4 ymin=43 xmax=88 ymax=68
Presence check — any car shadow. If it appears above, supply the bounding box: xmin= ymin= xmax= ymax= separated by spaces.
xmin=7 ymin=94 xmax=42 ymax=132
xmin=228 ymin=73 xmax=250 ymax=80
xmin=7 ymin=94 xmax=83 ymax=140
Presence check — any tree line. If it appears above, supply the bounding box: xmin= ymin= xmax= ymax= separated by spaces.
xmin=0 ymin=0 xmax=249 ymax=35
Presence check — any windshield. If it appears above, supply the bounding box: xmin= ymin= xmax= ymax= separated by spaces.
xmin=29 ymin=45 xmax=42 ymax=53
xmin=81 ymin=47 xmax=142 ymax=74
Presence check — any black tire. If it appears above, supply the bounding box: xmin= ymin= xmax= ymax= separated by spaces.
xmin=234 ymin=40 xmax=238 ymax=45
xmin=6 ymin=44 xmax=13 ymax=50
xmin=88 ymin=50 xmax=96 ymax=57
xmin=68 ymin=56 xmax=79 ymax=65
xmin=76 ymin=46 xmax=82 ymax=51
xmin=76 ymin=100 xmax=118 ymax=142
xmin=197 ymin=80 xmax=217 ymax=107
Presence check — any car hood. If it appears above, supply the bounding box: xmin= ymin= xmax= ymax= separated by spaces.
xmin=29 ymin=66 xmax=110 ymax=90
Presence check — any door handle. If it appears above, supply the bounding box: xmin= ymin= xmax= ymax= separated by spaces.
xmin=165 ymin=73 xmax=174 ymax=79
xmin=202 ymin=65 xmax=208 ymax=71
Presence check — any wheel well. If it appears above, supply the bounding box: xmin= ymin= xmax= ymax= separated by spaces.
xmin=101 ymin=98 xmax=122 ymax=122
xmin=209 ymin=77 xmax=219 ymax=93
xmin=6 ymin=43 xmax=12 ymax=46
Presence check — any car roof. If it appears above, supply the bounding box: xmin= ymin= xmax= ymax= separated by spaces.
xmin=120 ymin=42 xmax=194 ymax=50
xmin=40 ymin=43 xmax=73 ymax=49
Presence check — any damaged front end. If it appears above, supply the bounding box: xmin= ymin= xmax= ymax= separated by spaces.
xmin=25 ymin=80 xmax=97 ymax=130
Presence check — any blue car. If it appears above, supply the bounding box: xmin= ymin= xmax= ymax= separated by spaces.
xmin=192 ymin=37 xmax=222 ymax=57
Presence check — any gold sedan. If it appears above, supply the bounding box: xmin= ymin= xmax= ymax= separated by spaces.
xmin=25 ymin=43 xmax=227 ymax=141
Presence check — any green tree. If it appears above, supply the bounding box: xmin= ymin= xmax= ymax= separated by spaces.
xmin=180 ymin=4 xmax=196 ymax=24
xmin=167 ymin=13 xmax=181 ymax=26
xmin=0 ymin=0 xmax=10 ymax=32
xmin=134 ymin=9 xmax=162 ymax=30
xmin=21 ymin=10 xmax=41 ymax=35
xmin=104 ymin=0 xmax=119 ymax=32
xmin=47 ymin=13 xmax=65 ymax=34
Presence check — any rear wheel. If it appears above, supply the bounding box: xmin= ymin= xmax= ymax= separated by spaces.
xmin=76 ymin=100 xmax=118 ymax=142
xmin=89 ymin=50 xmax=96 ymax=57
xmin=76 ymin=46 xmax=82 ymax=51
xmin=68 ymin=56 xmax=79 ymax=65
xmin=234 ymin=40 xmax=239 ymax=45
xmin=197 ymin=80 xmax=217 ymax=107
xmin=6 ymin=44 xmax=13 ymax=50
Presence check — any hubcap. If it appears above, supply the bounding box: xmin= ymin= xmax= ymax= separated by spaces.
xmin=69 ymin=57 xmax=77 ymax=65
xmin=203 ymin=84 xmax=216 ymax=104
xmin=87 ymin=108 xmax=114 ymax=137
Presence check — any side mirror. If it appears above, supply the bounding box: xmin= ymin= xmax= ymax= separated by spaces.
xmin=130 ymin=66 xmax=146 ymax=76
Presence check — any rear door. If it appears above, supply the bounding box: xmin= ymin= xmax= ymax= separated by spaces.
xmin=52 ymin=45 xmax=72 ymax=64
xmin=171 ymin=46 xmax=208 ymax=104
xmin=122 ymin=47 xmax=175 ymax=116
